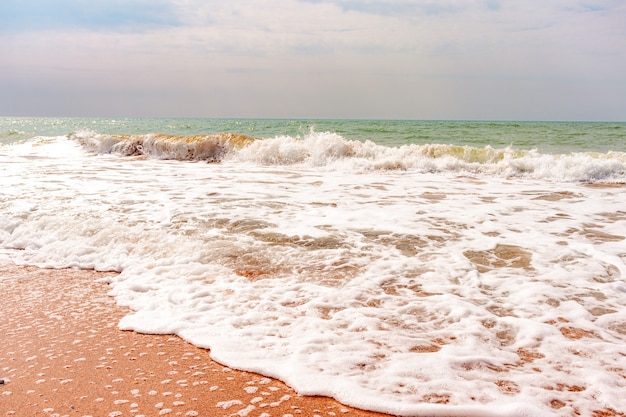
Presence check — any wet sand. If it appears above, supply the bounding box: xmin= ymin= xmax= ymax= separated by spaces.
xmin=0 ymin=263 xmax=392 ymax=417
xmin=3 ymin=263 xmax=625 ymax=417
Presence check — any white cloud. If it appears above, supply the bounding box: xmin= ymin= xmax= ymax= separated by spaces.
xmin=1 ymin=0 xmax=625 ymax=119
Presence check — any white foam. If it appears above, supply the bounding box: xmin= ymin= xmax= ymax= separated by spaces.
xmin=67 ymin=130 xmax=626 ymax=182
xmin=1 ymin=134 xmax=626 ymax=416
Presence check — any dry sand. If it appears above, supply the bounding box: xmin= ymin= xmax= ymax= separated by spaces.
xmin=0 ymin=263 xmax=392 ymax=417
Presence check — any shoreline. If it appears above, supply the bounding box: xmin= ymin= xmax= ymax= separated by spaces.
xmin=3 ymin=263 xmax=625 ymax=417
xmin=0 ymin=263 xmax=391 ymax=417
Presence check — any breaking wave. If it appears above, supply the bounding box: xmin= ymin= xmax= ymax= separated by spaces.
xmin=68 ymin=130 xmax=626 ymax=182
xmin=69 ymin=131 xmax=257 ymax=162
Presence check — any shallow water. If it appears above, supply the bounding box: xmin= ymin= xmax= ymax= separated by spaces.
xmin=1 ymin=119 xmax=625 ymax=416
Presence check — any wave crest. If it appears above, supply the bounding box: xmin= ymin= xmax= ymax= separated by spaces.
xmin=69 ymin=130 xmax=626 ymax=182
xmin=69 ymin=131 xmax=257 ymax=162
xmin=235 ymin=132 xmax=626 ymax=182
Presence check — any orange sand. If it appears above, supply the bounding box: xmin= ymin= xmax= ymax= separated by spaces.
xmin=0 ymin=263 xmax=392 ymax=417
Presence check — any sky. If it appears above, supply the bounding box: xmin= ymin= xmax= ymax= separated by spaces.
xmin=1 ymin=0 xmax=625 ymax=120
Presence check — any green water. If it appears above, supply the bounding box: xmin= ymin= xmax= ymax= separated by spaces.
xmin=1 ymin=117 xmax=625 ymax=153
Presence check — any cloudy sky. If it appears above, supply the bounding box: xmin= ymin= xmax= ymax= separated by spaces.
xmin=1 ymin=0 xmax=625 ymax=120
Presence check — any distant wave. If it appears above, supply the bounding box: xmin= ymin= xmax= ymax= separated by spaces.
xmin=0 ymin=129 xmax=31 ymax=145
xmin=68 ymin=130 xmax=626 ymax=182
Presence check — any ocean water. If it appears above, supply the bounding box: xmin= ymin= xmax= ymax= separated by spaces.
xmin=1 ymin=117 xmax=626 ymax=417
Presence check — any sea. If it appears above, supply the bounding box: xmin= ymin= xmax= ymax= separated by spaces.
xmin=1 ymin=117 xmax=625 ymax=417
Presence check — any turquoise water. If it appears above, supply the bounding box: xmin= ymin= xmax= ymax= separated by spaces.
xmin=1 ymin=117 xmax=625 ymax=153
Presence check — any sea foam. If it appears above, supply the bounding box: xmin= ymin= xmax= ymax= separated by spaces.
xmin=1 ymin=133 xmax=626 ymax=416
xmin=68 ymin=130 xmax=626 ymax=182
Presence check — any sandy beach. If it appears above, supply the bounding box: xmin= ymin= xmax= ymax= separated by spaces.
xmin=0 ymin=263 xmax=391 ymax=417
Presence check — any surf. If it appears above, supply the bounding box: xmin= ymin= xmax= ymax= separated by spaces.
xmin=68 ymin=131 xmax=258 ymax=162
xmin=67 ymin=129 xmax=626 ymax=183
